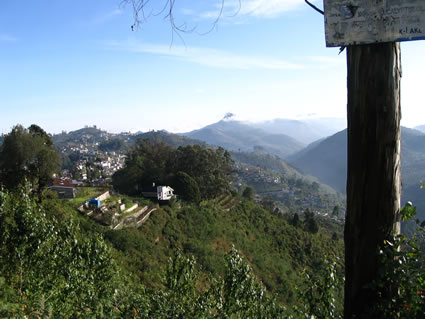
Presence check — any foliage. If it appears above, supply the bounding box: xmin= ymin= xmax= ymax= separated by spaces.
xmin=99 ymin=138 xmax=126 ymax=152
xmin=0 ymin=185 xmax=349 ymax=317
xmin=105 ymin=198 xmax=344 ymax=305
xmin=116 ymin=247 xmax=290 ymax=319
xmin=173 ymin=171 xmax=201 ymax=203
xmin=242 ymin=186 xmax=255 ymax=201
xmin=291 ymin=213 xmax=300 ymax=228
xmin=116 ymin=245 xmax=342 ymax=318
xmin=0 ymin=124 xmax=60 ymax=194
xmin=174 ymin=145 xmax=234 ymax=199
xmin=366 ymin=204 xmax=425 ymax=318
xmin=0 ymin=188 xmax=119 ymax=317
xmin=303 ymin=209 xmax=319 ymax=234
xmin=296 ymin=259 xmax=343 ymax=318
xmin=112 ymin=139 xmax=234 ymax=199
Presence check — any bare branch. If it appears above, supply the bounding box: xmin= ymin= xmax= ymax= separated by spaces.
xmin=121 ymin=0 xmax=233 ymax=41
xmin=304 ymin=0 xmax=324 ymax=15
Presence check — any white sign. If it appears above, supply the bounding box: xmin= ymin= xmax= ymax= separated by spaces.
xmin=324 ymin=0 xmax=425 ymax=47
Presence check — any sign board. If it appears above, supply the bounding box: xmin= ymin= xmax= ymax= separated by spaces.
xmin=324 ymin=0 xmax=425 ymax=47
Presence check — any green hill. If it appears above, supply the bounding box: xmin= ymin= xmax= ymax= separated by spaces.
xmin=133 ymin=130 xmax=206 ymax=148
xmin=104 ymin=197 xmax=344 ymax=304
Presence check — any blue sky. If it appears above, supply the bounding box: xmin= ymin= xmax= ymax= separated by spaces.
xmin=1 ymin=0 xmax=424 ymax=134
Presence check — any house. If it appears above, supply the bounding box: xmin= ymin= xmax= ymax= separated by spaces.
xmin=52 ymin=177 xmax=83 ymax=187
xmin=157 ymin=186 xmax=174 ymax=201
xmin=141 ymin=185 xmax=175 ymax=202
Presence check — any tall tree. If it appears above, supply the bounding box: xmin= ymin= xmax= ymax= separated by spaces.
xmin=0 ymin=124 xmax=61 ymax=193
xmin=242 ymin=186 xmax=254 ymax=201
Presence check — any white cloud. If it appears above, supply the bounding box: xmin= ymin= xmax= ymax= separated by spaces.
xmin=93 ymin=8 xmax=123 ymax=24
xmin=0 ymin=34 xmax=18 ymax=43
xmin=181 ymin=8 xmax=196 ymax=15
xmin=238 ymin=0 xmax=304 ymax=17
xmin=306 ymin=55 xmax=345 ymax=69
xmin=201 ymin=0 xmax=310 ymax=19
xmin=105 ymin=40 xmax=303 ymax=70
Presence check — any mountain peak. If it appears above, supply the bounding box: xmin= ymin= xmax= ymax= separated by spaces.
xmin=222 ymin=112 xmax=236 ymax=121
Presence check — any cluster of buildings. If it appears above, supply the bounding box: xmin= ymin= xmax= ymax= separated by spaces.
xmin=59 ymin=142 xmax=126 ymax=182
xmin=235 ymin=162 xmax=281 ymax=185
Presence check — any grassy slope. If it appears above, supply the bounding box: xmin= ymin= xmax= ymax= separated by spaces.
xmin=104 ymin=197 xmax=344 ymax=305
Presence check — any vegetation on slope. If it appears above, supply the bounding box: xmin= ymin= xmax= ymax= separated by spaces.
xmin=0 ymin=187 xmax=345 ymax=318
xmin=104 ymin=196 xmax=344 ymax=305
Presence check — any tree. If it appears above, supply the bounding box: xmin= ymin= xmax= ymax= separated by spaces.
xmin=331 ymin=205 xmax=339 ymax=218
xmin=112 ymin=138 xmax=176 ymax=195
xmin=242 ymin=186 xmax=254 ymax=201
xmin=113 ymin=140 xmax=234 ymax=199
xmin=99 ymin=138 xmax=125 ymax=152
xmin=292 ymin=213 xmax=300 ymax=228
xmin=174 ymin=145 xmax=234 ymax=199
xmin=303 ymin=209 xmax=319 ymax=234
xmin=0 ymin=124 xmax=60 ymax=194
xmin=173 ymin=171 xmax=201 ymax=204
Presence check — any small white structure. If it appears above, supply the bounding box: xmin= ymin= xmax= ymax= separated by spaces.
xmin=157 ymin=186 xmax=174 ymax=201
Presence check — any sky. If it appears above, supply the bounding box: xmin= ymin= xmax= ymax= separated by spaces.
xmin=1 ymin=0 xmax=425 ymax=135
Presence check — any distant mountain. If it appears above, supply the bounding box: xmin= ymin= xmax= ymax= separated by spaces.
xmin=252 ymin=118 xmax=346 ymax=144
xmin=414 ymin=125 xmax=425 ymax=133
xmin=288 ymin=130 xmax=347 ymax=193
xmin=182 ymin=120 xmax=305 ymax=158
xmin=289 ymin=127 xmax=425 ymax=218
xmin=53 ymin=127 xmax=206 ymax=152
xmin=52 ymin=127 xmax=113 ymax=148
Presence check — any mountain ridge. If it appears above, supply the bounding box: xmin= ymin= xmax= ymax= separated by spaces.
xmin=181 ymin=119 xmax=306 ymax=158
xmin=288 ymin=127 xmax=425 ymax=218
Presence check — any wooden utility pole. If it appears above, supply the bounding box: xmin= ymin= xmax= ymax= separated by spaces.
xmin=344 ymin=42 xmax=401 ymax=318
xmin=322 ymin=1 xmax=424 ymax=316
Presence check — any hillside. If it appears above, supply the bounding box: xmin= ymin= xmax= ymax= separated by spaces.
xmin=52 ymin=126 xmax=118 ymax=147
xmin=54 ymin=127 xmax=205 ymax=153
xmin=289 ymin=127 xmax=425 ymax=218
xmin=103 ymin=197 xmax=344 ymax=304
xmin=0 ymin=186 xmax=345 ymax=317
xmin=288 ymin=130 xmax=347 ymax=193
xmin=231 ymin=150 xmax=345 ymax=214
xmin=133 ymin=130 xmax=206 ymax=148
xmin=252 ymin=118 xmax=346 ymax=144
xmin=182 ymin=120 xmax=305 ymax=158
xmin=52 ymin=125 xmax=342 ymax=215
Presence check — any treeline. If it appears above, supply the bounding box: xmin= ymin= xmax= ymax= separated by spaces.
xmin=112 ymin=139 xmax=234 ymax=201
